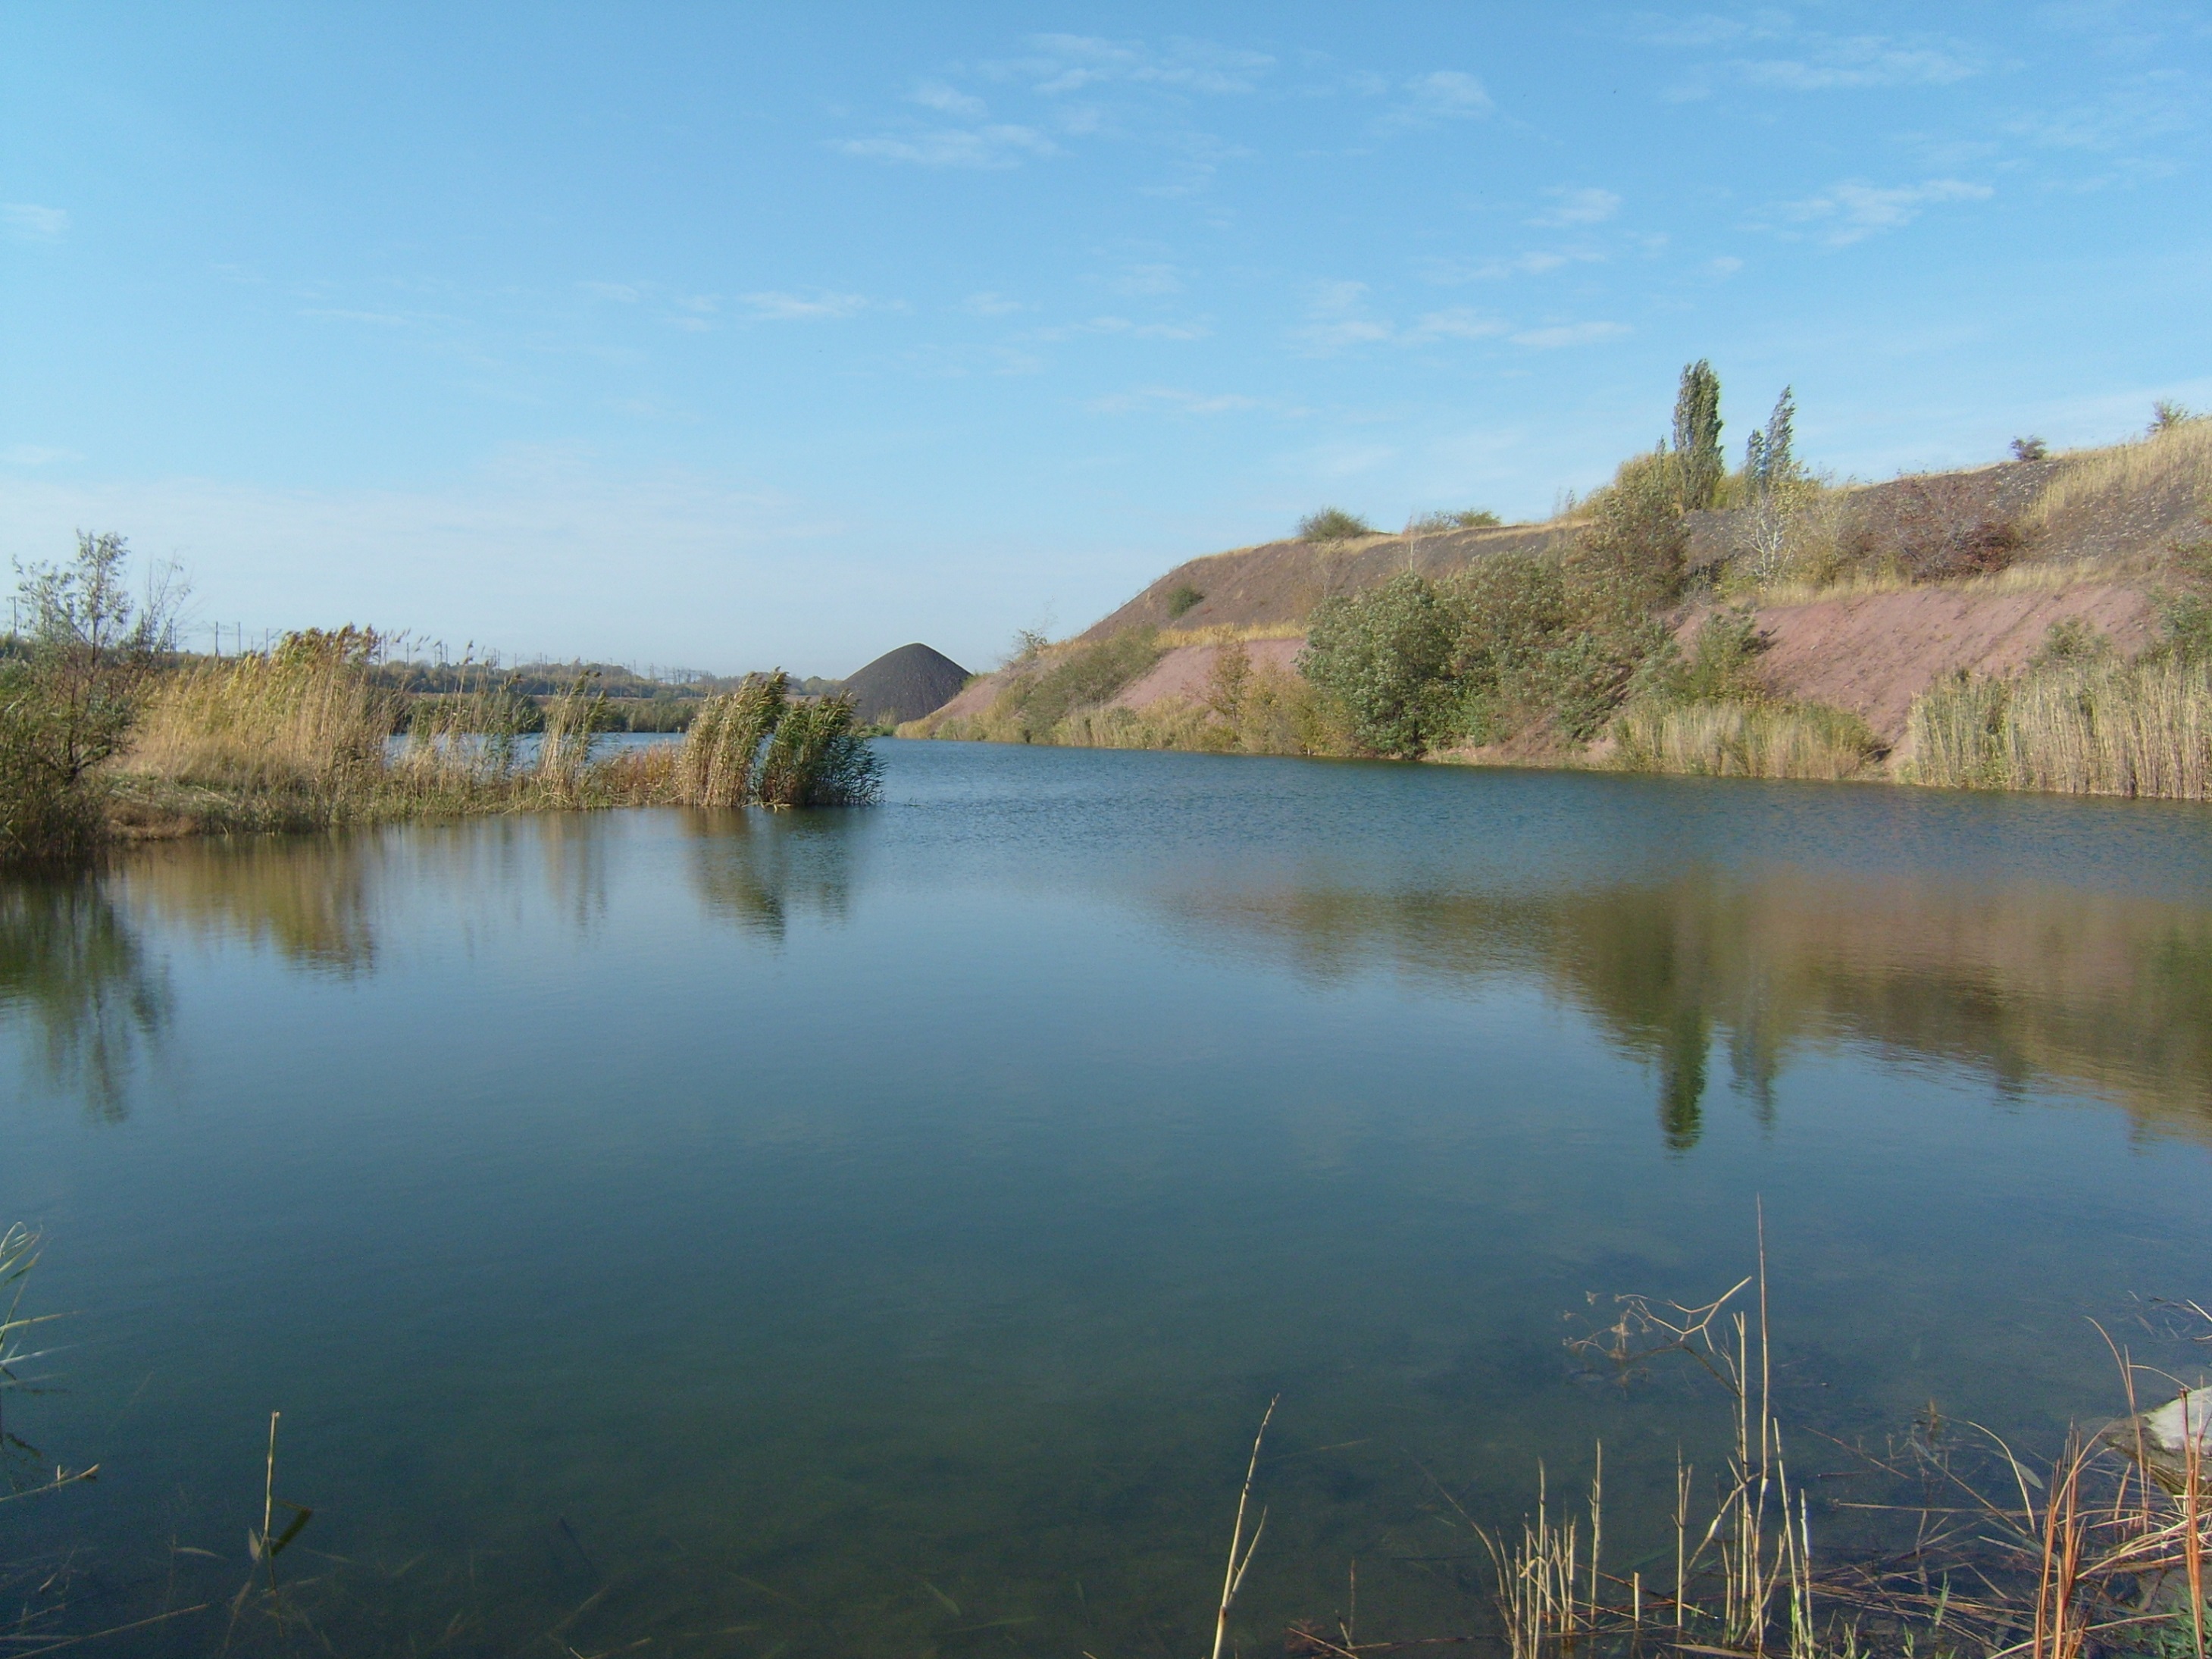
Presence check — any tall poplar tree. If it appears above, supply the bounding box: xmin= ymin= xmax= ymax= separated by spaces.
xmin=1671 ymin=359 xmax=1724 ymax=510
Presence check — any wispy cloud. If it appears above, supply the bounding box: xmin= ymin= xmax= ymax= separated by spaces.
xmin=1421 ymin=250 xmax=1585 ymax=283
xmin=1114 ymin=263 xmax=1184 ymax=296
xmin=1777 ymin=177 xmax=1992 ymax=245
xmin=580 ymin=281 xmax=642 ymax=302
xmin=1381 ymin=69 xmax=1494 ymax=127
xmin=1734 ymin=36 xmax=1982 ymax=90
xmin=1295 ymin=283 xmax=1517 ymax=352
xmin=737 ymin=290 xmax=871 ymax=321
xmin=1000 ymin=34 xmax=1276 ymax=96
xmin=1034 ymin=315 xmax=1211 ymax=342
xmin=1087 ymin=386 xmax=1294 ymax=416
xmin=835 ymin=124 xmax=1059 ymax=169
xmin=912 ymin=80 xmax=987 ymax=117
xmin=2 ymin=202 xmax=70 ymax=242
xmin=2 ymin=445 xmax=77 ymax=468
xmin=962 ymin=291 xmax=1025 ymax=315
xmin=1532 ymin=187 xmax=1622 ymax=227
xmin=1407 ymin=308 xmax=1510 ymax=342
xmin=300 ymin=308 xmax=414 ymax=326
xmin=1643 ymin=18 xmax=1983 ymax=97
xmin=1510 ymin=321 xmax=1631 ymax=349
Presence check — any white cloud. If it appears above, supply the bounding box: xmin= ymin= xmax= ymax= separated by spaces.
xmin=299 ymin=308 xmax=413 ymax=326
xmin=1532 ymin=187 xmax=1622 ymax=227
xmin=1009 ymin=35 xmax=1275 ymax=97
xmin=580 ymin=281 xmax=642 ymax=302
xmin=1115 ymin=263 xmax=1184 ymax=296
xmin=1734 ymin=36 xmax=1981 ymax=90
xmin=1779 ymin=177 xmax=1992 ymax=245
xmin=1086 ymin=386 xmax=1287 ymax=416
xmin=1641 ymin=20 xmax=1983 ymax=92
xmin=1034 ymin=315 xmax=1211 ymax=342
xmin=1707 ymin=255 xmax=1745 ymax=276
xmin=912 ymin=80 xmax=987 ymax=117
xmin=3 ymin=446 xmax=76 ymax=468
xmin=737 ymin=290 xmax=870 ymax=321
xmin=1 ymin=202 xmax=68 ymax=242
xmin=1406 ymin=308 xmax=1508 ymax=342
xmin=834 ymin=124 xmax=1059 ymax=169
xmin=1422 ymin=251 xmax=1578 ymax=284
xmin=1388 ymin=69 xmax=1494 ymax=125
xmin=963 ymin=291 xmax=1025 ymax=315
xmin=1510 ymin=321 xmax=1631 ymax=348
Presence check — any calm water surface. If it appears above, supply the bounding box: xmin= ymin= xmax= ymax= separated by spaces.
xmin=3 ymin=741 xmax=2210 ymax=1655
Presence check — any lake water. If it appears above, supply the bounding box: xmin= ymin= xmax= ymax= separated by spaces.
xmin=4 ymin=740 xmax=2210 ymax=1657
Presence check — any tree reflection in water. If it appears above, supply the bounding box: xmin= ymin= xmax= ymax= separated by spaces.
xmin=1158 ymin=867 xmax=2212 ymax=1150
xmin=0 ymin=879 xmax=170 ymax=1122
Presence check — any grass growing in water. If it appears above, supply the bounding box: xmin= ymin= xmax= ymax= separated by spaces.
xmin=674 ymin=672 xmax=882 ymax=807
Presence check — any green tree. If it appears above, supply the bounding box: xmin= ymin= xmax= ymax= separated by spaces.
xmin=1742 ymin=386 xmax=1796 ymax=498
xmin=2 ymin=532 xmax=186 ymax=865
xmin=1297 ymin=571 xmax=1463 ymax=757
xmin=1670 ymin=359 xmax=1724 ymax=510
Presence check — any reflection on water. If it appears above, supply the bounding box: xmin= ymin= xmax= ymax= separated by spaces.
xmin=0 ymin=879 xmax=168 ymax=1121
xmin=1160 ymin=869 xmax=2212 ymax=1150
xmin=682 ymin=807 xmax=856 ymax=940
xmin=4 ymin=750 xmax=2211 ymax=1658
xmin=120 ymin=834 xmax=380 ymax=972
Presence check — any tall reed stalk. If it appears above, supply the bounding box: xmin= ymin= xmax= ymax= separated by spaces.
xmin=1905 ymin=659 xmax=2212 ymax=799
xmin=677 ymin=671 xmax=789 ymax=806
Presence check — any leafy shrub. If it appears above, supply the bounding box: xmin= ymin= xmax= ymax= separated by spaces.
xmin=1165 ymin=584 xmax=1205 ymax=619
xmin=2010 ymin=436 xmax=2049 ymax=462
xmin=1297 ymin=506 xmax=1376 ymax=543
xmin=1298 ymin=572 xmax=1463 ymax=756
xmin=1408 ymin=509 xmax=1502 ymax=533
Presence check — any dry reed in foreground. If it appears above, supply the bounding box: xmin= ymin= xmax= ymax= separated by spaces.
xmin=1613 ymin=700 xmax=1882 ymax=781
xmin=1904 ymin=657 xmax=2212 ymax=799
xmin=1290 ymin=1219 xmax=2210 ymax=1659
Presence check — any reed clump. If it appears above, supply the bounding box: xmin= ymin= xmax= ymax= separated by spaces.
xmin=127 ymin=628 xmax=399 ymax=805
xmin=1423 ymin=1233 xmax=2212 ymax=1659
xmin=1904 ymin=657 xmax=2212 ymax=799
xmin=674 ymin=673 xmax=881 ymax=807
xmin=1613 ymin=700 xmax=1881 ymax=781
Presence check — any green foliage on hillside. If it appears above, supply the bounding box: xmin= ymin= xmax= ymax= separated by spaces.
xmin=1297 ymin=506 xmax=1375 ymax=543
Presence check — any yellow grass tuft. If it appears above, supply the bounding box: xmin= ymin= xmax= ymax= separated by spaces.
xmin=1153 ymin=622 xmax=1308 ymax=649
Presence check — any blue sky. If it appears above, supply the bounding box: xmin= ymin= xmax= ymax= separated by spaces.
xmin=3 ymin=4 xmax=2208 ymax=675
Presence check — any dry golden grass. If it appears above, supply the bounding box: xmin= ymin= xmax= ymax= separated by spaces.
xmin=1904 ymin=657 xmax=2212 ymax=798
xmin=2027 ymin=420 xmax=2212 ymax=534
xmin=1741 ymin=556 xmax=2123 ymax=609
xmin=127 ymin=653 xmax=398 ymax=794
xmin=1613 ymin=701 xmax=1880 ymax=781
xmin=1153 ymin=621 xmax=1309 ymax=648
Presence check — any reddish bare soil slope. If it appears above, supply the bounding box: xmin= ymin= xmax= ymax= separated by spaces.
xmin=1106 ymin=638 xmax=1306 ymax=711
xmin=1738 ymin=584 xmax=2157 ymax=742
xmin=1080 ymin=522 xmax=1574 ymax=639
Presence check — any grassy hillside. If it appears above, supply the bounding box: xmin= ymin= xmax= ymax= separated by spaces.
xmin=912 ymin=407 xmax=2212 ymax=800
